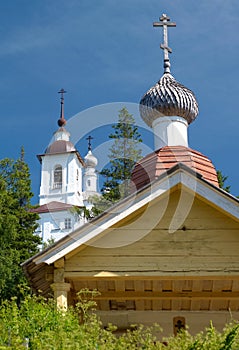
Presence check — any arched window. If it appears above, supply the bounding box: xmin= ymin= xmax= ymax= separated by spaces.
xmin=87 ymin=179 xmax=91 ymax=187
xmin=53 ymin=165 xmax=62 ymax=189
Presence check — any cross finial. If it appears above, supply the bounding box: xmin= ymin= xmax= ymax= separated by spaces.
xmin=153 ymin=14 xmax=176 ymax=73
xmin=86 ymin=135 xmax=93 ymax=151
xmin=57 ymin=88 xmax=67 ymax=127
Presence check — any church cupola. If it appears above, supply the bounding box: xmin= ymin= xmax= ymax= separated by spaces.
xmin=139 ymin=14 xmax=199 ymax=150
xmin=131 ymin=14 xmax=218 ymax=190
xmin=83 ymin=136 xmax=99 ymax=201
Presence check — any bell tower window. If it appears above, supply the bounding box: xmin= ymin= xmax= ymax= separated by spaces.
xmin=64 ymin=218 xmax=72 ymax=229
xmin=53 ymin=165 xmax=62 ymax=189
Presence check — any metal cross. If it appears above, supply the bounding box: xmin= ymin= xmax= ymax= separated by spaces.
xmin=57 ymin=88 xmax=67 ymax=126
xmin=86 ymin=135 xmax=93 ymax=151
xmin=153 ymin=14 xmax=176 ymax=73
xmin=58 ymin=88 xmax=67 ymax=105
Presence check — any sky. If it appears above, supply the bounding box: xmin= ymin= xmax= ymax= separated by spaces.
xmin=0 ymin=0 xmax=239 ymax=202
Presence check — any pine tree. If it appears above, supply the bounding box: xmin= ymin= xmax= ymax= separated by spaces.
xmin=217 ymin=170 xmax=231 ymax=193
xmin=0 ymin=148 xmax=40 ymax=301
xmin=0 ymin=177 xmax=19 ymax=301
xmin=100 ymin=107 xmax=142 ymax=202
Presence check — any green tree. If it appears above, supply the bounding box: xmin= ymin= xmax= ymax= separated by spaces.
xmin=0 ymin=148 xmax=40 ymax=302
xmin=217 ymin=170 xmax=231 ymax=193
xmin=100 ymin=107 xmax=142 ymax=202
xmin=0 ymin=177 xmax=19 ymax=302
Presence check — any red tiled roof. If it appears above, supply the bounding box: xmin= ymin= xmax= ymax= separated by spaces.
xmin=131 ymin=146 xmax=219 ymax=191
xmin=31 ymin=201 xmax=75 ymax=214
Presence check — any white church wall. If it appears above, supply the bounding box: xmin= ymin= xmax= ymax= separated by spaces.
xmin=35 ymin=209 xmax=86 ymax=243
xmin=39 ymin=153 xmax=84 ymax=206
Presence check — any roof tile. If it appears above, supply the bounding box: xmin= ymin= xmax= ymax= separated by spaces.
xmin=131 ymin=146 xmax=219 ymax=191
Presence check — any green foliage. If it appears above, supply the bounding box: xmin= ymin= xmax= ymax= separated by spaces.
xmin=90 ymin=108 xmax=142 ymax=216
xmin=101 ymin=107 xmax=142 ymax=200
xmin=0 ymin=149 xmax=41 ymax=302
xmin=41 ymin=237 xmax=55 ymax=250
xmin=0 ymin=289 xmax=239 ymax=350
xmin=1 ymin=290 xmax=239 ymax=349
xmin=0 ymin=289 xmax=162 ymax=349
xmin=217 ymin=170 xmax=231 ymax=193
xmin=2 ymin=289 xmax=239 ymax=349
xmin=87 ymin=195 xmax=112 ymax=218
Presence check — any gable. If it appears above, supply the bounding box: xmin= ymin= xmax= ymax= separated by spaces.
xmin=27 ymin=166 xmax=239 ymax=266
xmin=64 ymin=187 xmax=239 ymax=278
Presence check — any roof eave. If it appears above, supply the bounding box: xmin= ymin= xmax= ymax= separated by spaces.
xmin=36 ymin=150 xmax=85 ymax=166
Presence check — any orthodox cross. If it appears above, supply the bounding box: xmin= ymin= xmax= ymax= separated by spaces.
xmin=86 ymin=135 xmax=93 ymax=151
xmin=175 ymin=319 xmax=185 ymax=333
xmin=153 ymin=14 xmax=176 ymax=73
xmin=57 ymin=88 xmax=67 ymax=126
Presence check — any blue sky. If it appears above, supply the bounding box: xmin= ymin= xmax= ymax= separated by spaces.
xmin=0 ymin=0 xmax=238 ymax=202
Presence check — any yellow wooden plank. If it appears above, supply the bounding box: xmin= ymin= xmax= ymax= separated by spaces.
xmin=211 ymin=280 xmax=226 ymax=310
xmin=162 ymin=300 xmax=171 ymax=310
xmin=134 ymin=280 xmax=145 ymax=311
xmin=181 ymin=299 xmax=191 ymax=310
xmin=172 ymin=280 xmax=183 ymax=310
xmin=68 ymin=234 xmax=239 ymax=258
xmin=65 ymin=274 xmax=239 ymax=281
xmin=125 ymin=280 xmax=134 ymax=291
xmin=152 ymin=280 xmax=163 ymax=310
xmin=229 ymin=280 xmax=239 ymax=311
xmin=96 ymin=280 xmax=110 ymax=311
xmin=115 ymin=280 xmax=125 ymax=292
xmin=94 ymin=291 xmax=239 ymax=300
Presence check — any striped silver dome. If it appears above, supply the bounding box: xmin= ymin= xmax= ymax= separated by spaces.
xmin=140 ymin=73 xmax=199 ymax=127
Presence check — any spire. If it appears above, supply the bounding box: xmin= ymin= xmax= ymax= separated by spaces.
xmin=153 ymin=14 xmax=176 ymax=74
xmin=86 ymin=135 xmax=93 ymax=151
xmin=57 ymin=88 xmax=67 ymax=127
xmin=84 ymin=136 xmax=98 ymax=168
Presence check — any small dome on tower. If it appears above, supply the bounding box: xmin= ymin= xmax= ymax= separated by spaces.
xmin=84 ymin=150 xmax=98 ymax=168
xmin=140 ymin=73 xmax=199 ymax=127
xmin=45 ymin=140 xmax=76 ymax=154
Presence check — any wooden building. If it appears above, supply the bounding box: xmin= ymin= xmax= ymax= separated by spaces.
xmin=23 ymin=14 xmax=239 ymax=336
xmin=23 ymin=162 xmax=239 ymax=336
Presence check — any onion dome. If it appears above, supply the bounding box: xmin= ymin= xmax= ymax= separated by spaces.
xmin=140 ymin=14 xmax=199 ymax=127
xmin=131 ymin=15 xmax=217 ymax=193
xmin=84 ymin=150 xmax=98 ymax=168
xmin=140 ymin=73 xmax=199 ymax=127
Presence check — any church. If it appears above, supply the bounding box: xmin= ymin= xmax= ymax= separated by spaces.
xmin=31 ymin=89 xmax=99 ymax=243
xmin=23 ymin=14 xmax=239 ymax=337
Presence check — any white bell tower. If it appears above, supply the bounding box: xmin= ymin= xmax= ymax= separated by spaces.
xmin=35 ymin=90 xmax=100 ymax=243
xmin=38 ymin=89 xmax=85 ymax=206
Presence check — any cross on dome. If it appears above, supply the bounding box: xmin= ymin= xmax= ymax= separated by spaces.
xmin=153 ymin=14 xmax=176 ymax=73
xmin=86 ymin=135 xmax=93 ymax=151
xmin=57 ymin=88 xmax=67 ymax=127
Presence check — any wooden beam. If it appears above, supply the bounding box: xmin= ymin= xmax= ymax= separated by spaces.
xmin=64 ymin=272 xmax=239 ymax=280
xmin=94 ymin=291 xmax=239 ymax=300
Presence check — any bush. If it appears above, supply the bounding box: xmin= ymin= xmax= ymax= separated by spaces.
xmin=0 ymin=289 xmax=239 ymax=349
